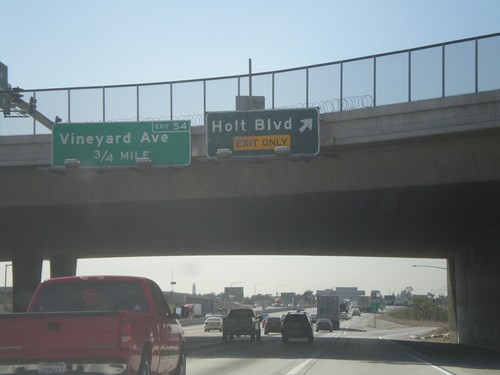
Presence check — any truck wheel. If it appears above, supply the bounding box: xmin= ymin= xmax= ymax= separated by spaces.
xmin=172 ymin=349 xmax=186 ymax=375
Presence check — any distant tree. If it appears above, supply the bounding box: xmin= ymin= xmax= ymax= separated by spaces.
xmin=411 ymin=296 xmax=447 ymax=322
xmin=400 ymin=286 xmax=413 ymax=303
xmin=216 ymin=292 xmax=225 ymax=299
xmin=300 ymin=290 xmax=315 ymax=305
xmin=247 ymin=294 xmax=274 ymax=308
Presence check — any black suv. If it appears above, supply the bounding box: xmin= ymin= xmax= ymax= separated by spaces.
xmin=281 ymin=312 xmax=314 ymax=343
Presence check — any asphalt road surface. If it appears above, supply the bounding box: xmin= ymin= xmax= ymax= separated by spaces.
xmin=182 ymin=312 xmax=500 ymax=375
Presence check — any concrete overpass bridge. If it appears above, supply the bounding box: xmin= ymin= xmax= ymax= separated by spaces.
xmin=1 ymin=88 xmax=500 ymax=351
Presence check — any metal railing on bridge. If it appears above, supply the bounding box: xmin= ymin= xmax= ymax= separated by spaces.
xmin=1 ymin=32 xmax=499 ymax=135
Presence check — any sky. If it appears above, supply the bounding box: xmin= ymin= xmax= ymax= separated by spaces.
xmin=1 ymin=0 xmax=498 ymax=298
xmin=1 ymin=257 xmax=447 ymax=298
xmin=3 ymin=0 xmax=499 ymax=89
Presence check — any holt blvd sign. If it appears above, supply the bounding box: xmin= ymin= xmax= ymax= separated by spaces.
xmin=206 ymin=108 xmax=320 ymax=158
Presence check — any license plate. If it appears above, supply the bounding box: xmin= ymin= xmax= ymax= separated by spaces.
xmin=39 ymin=363 xmax=66 ymax=375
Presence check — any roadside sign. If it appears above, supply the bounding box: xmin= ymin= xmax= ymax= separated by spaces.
xmin=52 ymin=121 xmax=191 ymax=167
xmin=370 ymin=301 xmax=380 ymax=313
xmin=206 ymin=108 xmax=320 ymax=158
xmin=0 ymin=62 xmax=8 ymax=113
xmin=0 ymin=62 xmax=7 ymax=89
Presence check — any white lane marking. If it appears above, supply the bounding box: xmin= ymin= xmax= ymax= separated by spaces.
xmin=287 ymin=358 xmax=314 ymax=375
xmin=380 ymin=337 xmax=454 ymax=375
xmin=286 ymin=346 xmax=331 ymax=375
xmin=403 ymin=350 xmax=454 ymax=375
xmin=342 ymin=322 xmax=350 ymax=335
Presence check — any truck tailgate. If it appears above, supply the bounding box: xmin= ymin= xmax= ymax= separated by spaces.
xmin=224 ymin=317 xmax=252 ymax=329
xmin=0 ymin=311 xmax=122 ymax=361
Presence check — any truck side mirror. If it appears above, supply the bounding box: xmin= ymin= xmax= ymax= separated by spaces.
xmin=174 ymin=306 xmax=189 ymax=319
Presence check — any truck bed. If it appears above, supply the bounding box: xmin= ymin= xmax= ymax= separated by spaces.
xmin=0 ymin=275 xmax=186 ymax=375
xmin=0 ymin=310 xmax=135 ymax=363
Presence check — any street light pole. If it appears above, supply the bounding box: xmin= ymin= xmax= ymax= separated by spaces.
xmin=4 ymin=264 xmax=12 ymax=312
xmin=274 ymin=284 xmax=286 ymax=307
xmin=413 ymin=263 xmax=454 ymax=341
xmin=228 ymin=282 xmax=245 ymax=301
xmin=254 ymin=283 xmax=261 ymax=297
xmin=275 ymin=284 xmax=286 ymax=296
xmin=170 ymin=269 xmax=176 ymax=306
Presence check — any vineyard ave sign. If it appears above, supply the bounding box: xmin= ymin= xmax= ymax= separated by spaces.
xmin=206 ymin=108 xmax=320 ymax=158
xmin=52 ymin=121 xmax=191 ymax=167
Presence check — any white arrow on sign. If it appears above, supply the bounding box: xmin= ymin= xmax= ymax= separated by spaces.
xmin=299 ymin=118 xmax=313 ymax=133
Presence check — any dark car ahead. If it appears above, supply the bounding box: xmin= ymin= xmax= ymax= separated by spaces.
xmin=264 ymin=316 xmax=282 ymax=334
xmin=281 ymin=312 xmax=314 ymax=343
xmin=315 ymin=318 xmax=333 ymax=332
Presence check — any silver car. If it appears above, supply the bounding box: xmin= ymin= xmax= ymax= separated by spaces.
xmin=204 ymin=316 xmax=223 ymax=332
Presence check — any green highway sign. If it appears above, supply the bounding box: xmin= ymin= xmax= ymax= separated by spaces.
xmin=206 ymin=108 xmax=320 ymax=158
xmin=0 ymin=62 xmax=8 ymax=113
xmin=52 ymin=121 xmax=191 ymax=167
xmin=370 ymin=301 xmax=380 ymax=313
xmin=0 ymin=62 xmax=7 ymax=89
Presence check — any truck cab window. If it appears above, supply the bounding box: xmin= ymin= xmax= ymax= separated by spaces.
xmin=148 ymin=280 xmax=172 ymax=317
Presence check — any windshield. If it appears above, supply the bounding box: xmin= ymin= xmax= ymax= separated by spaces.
xmin=32 ymin=281 xmax=148 ymax=312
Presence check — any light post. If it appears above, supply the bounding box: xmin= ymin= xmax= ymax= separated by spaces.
xmin=4 ymin=263 xmax=12 ymax=312
xmin=412 ymin=263 xmax=454 ymax=341
xmin=230 ymin=281 xmax=245 ymax=287
xmin=411 ymin=264 xmax=447 ymax=297
xmin=275 ymin=284 xmax=286 ymax=306
xmin=228 ymin=282 xmax=245 ymax=301
xmin=254 ymin=283 xmax=261 ymax=297
xmin=275 ymin=284 xmax=286 ymax=296
xmin=170 ymin=269 xmax=176 ymax=306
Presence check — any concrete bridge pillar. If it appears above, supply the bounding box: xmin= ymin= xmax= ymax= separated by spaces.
xmin=50 ymin=254 xmax=77 ymax=278
xmin=11 ymin=250 xmax=43 ymax=312
xmin=446 ymin=256 xmax=458 ymax=343
xmin=8 ymin=254 xmax=77 ymax=312
xmin=454 ymin=228 xmax=500 ymax=351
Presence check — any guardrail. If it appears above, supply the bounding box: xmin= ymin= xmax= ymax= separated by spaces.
xmin=1 ymin=32 xmax=499 ymax=135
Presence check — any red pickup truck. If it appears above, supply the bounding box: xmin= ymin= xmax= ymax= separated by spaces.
xmin=0 ymin=275 xmax=187 ymax=375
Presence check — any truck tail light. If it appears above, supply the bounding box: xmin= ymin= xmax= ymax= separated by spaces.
xmin=119 ymin=316 xmax=133 ymax=349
